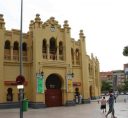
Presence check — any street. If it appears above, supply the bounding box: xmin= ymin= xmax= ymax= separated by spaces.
xmin=0 ymin=95 xmax=128 ymax=118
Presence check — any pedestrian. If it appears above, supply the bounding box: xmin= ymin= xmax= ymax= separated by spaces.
xmin=124 ymin=98 xmax=126 ymax=103
xmin=105 ymin=93 xmax=116 ymax=118
xmin=79 ymin=94 xmax=82 ymax=104
xmin=114 ymin=95 xmax=117 ymax=103
xmin=75 ymin=96 xmax=79 ymax=103
xmin=100 ymin=96 xmax=107 ymax=113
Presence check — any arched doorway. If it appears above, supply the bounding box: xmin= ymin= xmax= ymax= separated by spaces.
xmin=7 ymin=88 xmax=13 ymax=101
xmin=45 ymin=74 xmax=62 ymax=107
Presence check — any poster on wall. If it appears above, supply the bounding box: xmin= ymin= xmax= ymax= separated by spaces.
xmin=36 ymin=74 xmax=44 ymax=93
xmin=67 ymin=79 xmax=73 ymax=92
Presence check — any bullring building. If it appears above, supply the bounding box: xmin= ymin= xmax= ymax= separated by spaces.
xmin=0 ymin=14 xmax=101 ymax=108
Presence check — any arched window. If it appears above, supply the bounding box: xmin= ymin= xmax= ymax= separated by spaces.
xmin=13 ymin=41 xmax=19 ymax=50
xmin=4 ymin=40 xmax=11 ymax=49
xmin=75 ymin=49 xmax=80 ymax=65
xmin=71 ymin=48 xmax=74 ymax=64
xmin=4 ymin=40 xmax=11 ymax=60
xmin=13 ymin=41 xmax=19 ymax=61
xmin=76 ymin=49 xmax=79 ymax=59
xmin=22 ymin=42 xmax=27 ymax=61
xmin=50 ymin=37 xmax=57 ymax=54
xmin=91 ymin=65 xmax=93 ymax=75
xmin=22 ymin=42 xmax=27 ymax=51
xmin=7 ymin=88 xmax=13 ymax=101
xmin=89 ymin=64 xmax=91 ymax=75
xmin=49 ymin=37 xmax=57 ymax=60
xmin=59 ymin=41 xmax=63 ymax=55
xmin=42 ymin=39 xmax=47 ymax=53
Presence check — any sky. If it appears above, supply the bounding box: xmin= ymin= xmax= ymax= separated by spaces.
xmin=1 ymin=0 xmax=128 ymax=71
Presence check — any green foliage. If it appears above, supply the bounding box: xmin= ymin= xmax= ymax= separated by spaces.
xmin=101 ymin=81 xmax=112 ymax=92
xmin=123 ymin=46 xmax=128 ymax=56
xmin=117 ymin=85 xmax=123 ymax=93
xmin=123 ymin=81 xmax=128 ymax=92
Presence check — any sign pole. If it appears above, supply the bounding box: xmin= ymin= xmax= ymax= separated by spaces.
xmin=19 ymin=0 xmax=23 ymax=118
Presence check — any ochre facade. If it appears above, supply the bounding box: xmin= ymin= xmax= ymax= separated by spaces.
xmin=0 ymin=14 xmax=101 ymax=108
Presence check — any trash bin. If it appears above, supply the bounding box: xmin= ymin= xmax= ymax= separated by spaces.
xmin=23 ymin=98 xmax=28 ymax=112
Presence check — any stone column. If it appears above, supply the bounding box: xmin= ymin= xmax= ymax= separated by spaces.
xmin=57 ymin=46 xmax=59 ymax=60
xmin=47 ymin=44 xmax=49 ymax=59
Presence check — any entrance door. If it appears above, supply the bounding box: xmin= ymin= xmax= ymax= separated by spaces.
xmin=45 ymin=89 xmax=62 ymax=107
xmin=45 ymin=74 xmax=62 ymax=107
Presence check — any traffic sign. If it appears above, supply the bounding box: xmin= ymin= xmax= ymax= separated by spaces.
xmin=16 ymin=75 xmax=25 ymax=85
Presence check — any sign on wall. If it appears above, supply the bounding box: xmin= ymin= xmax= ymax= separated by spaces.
xmin=67 ymin=79 xmax=73 ymax=92
xmin=36 ymin=74 xmax=44 ymax=93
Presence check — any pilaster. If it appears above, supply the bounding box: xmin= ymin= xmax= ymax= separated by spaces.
xmin=79 ymin=30 xmax=90 ymax=100
xmin=63 ymin=20 xmax=72 ymax=65
xmin=0 ymin=14 xmax=5 ymax=102
xmin=29 ymin=14 xmax=44 ymax=102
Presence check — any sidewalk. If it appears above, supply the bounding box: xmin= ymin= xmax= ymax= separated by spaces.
xmin=0 ymin=102 xmax=105 ymax=118
xmin=95 ymin=95 xmax=128 ymax=118
xmin=0 ymin=95 xmax=127 ymax=118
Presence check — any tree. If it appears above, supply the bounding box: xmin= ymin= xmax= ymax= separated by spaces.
xmin=122 ymin=46 xmax=128 ymax=92
xmin=117 ymin=84 xmax=123 ymax=93
xmin=123 ymin=81 xmax=128 ymax=92
xmin=123 ymin=46 xmax=128 ymax=56
xmin=101 ymin=81 xmax=112 ymax=93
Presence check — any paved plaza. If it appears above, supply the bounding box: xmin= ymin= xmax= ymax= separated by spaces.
xmin=0 ymin=95 xmax=128 ymax=118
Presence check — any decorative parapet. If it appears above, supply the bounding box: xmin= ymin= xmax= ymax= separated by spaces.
xmin=5 ymin=29 xmax=28 ymax=39
xmin=29 ymin=14 xmax=43 ymax=29
xmin=42 ymin=17 xmax=61 ymax=29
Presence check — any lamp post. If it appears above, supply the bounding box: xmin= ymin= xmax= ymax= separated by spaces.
xmin=16 ymin=0 xmax=24 ymax=118
xmin=19 ymin=0 xmax=23 ymax=117
xmin=112 ymin=75 xmax=117 ymax=93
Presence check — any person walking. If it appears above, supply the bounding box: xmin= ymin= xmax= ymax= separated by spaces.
xmin=100 ymin=96 xmax=107 ymax=113
xmin=105 ymin=93 xmax=116 ymax=118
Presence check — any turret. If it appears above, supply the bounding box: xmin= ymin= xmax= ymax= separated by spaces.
xmin=63 ymin=20 xmax=72 ymax=66
xmin=29 ymin=20 xmax=34 ymax=31
xmin=63 ymin=20 xmax=71 ymax=33
xmin=0 ymin=14 xmax=5 ymax=29
xmin=29 ymin=14 xmax=43 ymax=31
xmin=79 ymin=30 xmax=86 ymax=54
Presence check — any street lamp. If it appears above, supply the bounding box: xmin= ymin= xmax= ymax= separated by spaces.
xmin=112 ymin=75 xmax=117 ymax=93
xmin=67 ymin=72 xmax=74 ymax=79
xmin=16 ymin=0 xmax=24 ymax=118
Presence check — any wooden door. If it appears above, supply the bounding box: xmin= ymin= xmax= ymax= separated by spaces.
xmin=45 ymin=89 xmax=62 ymax=107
